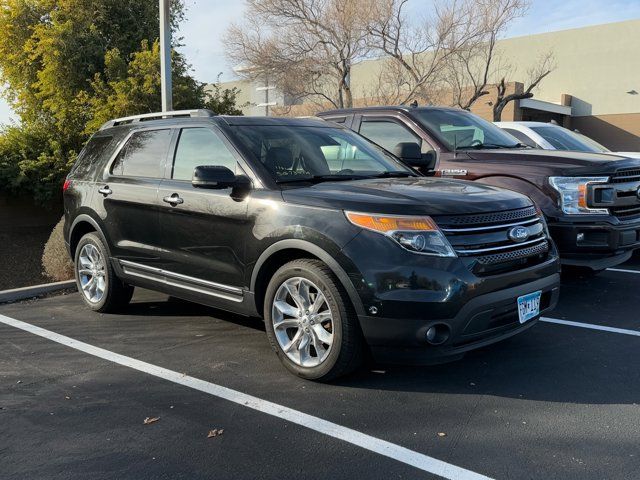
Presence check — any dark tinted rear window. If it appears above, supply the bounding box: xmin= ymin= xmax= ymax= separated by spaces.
xmin=111 ymin=129 xmax=172 ymax=177
xmin=70 ymin=135 xmax=114 ymax=179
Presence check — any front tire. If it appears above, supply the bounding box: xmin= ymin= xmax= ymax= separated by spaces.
xmin=74 ymin=232 xmax=134 ymax=313
xmin=264 ymin=259 xmax=365 ymax=381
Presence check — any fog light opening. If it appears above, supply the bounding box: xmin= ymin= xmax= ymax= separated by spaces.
xmin=425 ymin=324 xmax=450 ymax=345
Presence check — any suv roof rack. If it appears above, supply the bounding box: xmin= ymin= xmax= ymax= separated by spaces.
xmin=99 ymin=109 xmax=216 ymax=130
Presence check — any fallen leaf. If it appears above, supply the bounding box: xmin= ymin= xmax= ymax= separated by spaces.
xmin=207 ymin=428 xmax=224 ymax=438
xmin=437 ymin=432 xmax=447 ymax=437
xmin=143 ymin=417 xmax=160 ymax=425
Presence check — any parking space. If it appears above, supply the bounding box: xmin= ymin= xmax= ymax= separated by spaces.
xmin=2 ymin=259 xmax=640 ymax=480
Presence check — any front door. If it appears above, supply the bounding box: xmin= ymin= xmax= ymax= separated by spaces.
xmin=156 ymin=126 xmax=250 ymax=301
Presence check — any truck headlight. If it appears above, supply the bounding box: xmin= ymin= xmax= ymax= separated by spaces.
xmin=548 ymin=176 xmax=610 ymax=215
xmin=345 ymin=212 xmax=456 ymax=257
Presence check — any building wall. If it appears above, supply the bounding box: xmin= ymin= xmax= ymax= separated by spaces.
xmin=496 ymin=20 xmax=640 ymax=117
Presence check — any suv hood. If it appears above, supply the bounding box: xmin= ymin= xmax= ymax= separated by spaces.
xmin=462 ymin=148 xmax=640 ymax=176
xmin=281 ymin=177 xmax=531 ymax=216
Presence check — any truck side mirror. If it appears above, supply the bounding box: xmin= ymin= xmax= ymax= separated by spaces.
xmin=393 ymin=142 xmax=436 ymax=171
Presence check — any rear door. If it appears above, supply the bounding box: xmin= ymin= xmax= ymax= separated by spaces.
xmin=96 ymin=128 xmax=173 ymax=263
xmin=155 ymin=126 xmax=250 ymax=300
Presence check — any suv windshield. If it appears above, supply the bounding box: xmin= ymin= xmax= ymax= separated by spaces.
xmin=412 ymin=109 xmax=521 ymax=150
xmin=531 ymin=126 xmax=610 ymax=153
xmin=230 ymin=124 xmax=413 ymax=183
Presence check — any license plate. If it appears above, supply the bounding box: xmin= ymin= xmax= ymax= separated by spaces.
xmin=517 ymin=290 xmax=542 ymax=324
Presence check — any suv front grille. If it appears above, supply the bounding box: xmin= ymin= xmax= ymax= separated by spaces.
xmin=437 ymin=205 xmax=537 ymax=226
xmin=434 ymin=206 xmax=550 ymax=275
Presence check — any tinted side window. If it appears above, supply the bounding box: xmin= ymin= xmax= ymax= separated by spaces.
xmin=502 ymin=128 xmax=537 ymax=148
xmin=70 ymin=135 xmax=113 ymax=179
xmin=172 ymin=128 xmax=237 ymax=181
xmin=359 ymin=120 xmax=422 ymax=153
xmin=111 ymin=129 xmax=172 ymax=177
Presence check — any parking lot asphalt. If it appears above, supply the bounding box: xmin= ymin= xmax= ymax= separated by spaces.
xmin=1 ymin=261 xmax=640 ymax=480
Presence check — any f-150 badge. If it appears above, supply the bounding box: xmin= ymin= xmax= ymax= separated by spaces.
xmin=441 ymin=169 xmax=468 ymax=176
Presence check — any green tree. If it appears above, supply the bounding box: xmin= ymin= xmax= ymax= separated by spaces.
xmin=204 ymin=74 xmax=248 ymax=116
xmin=0 ymin=0 xmax=243 ymax=204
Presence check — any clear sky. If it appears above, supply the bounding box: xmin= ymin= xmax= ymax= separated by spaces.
xmin=1 ymin=0 xmax=639 ymax=123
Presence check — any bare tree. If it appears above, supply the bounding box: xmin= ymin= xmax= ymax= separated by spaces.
xmin=444 ymin=0 xmax=529 ymax=110
xmin=364 ymin=0 xmax=487 ymax=105
xmin=224 ymin=0 xmax=373 ymax=110
xmin=492 ymin=52 xmax=555 ymax=120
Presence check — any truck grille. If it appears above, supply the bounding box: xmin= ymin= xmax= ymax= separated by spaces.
xmin=609 ymin=168 xmax=640 ymax=219
xmin=611 ymin=168 xmax=640 ymax=184
xmin=435 ymin=206 xmax=550 ymax=275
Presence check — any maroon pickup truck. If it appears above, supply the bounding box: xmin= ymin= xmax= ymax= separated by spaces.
xmin=318 ymin=106 xmax=640 ymax=271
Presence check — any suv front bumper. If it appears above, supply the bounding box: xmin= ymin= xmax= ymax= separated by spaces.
xmin=548 ymin=216 xmax=640 ymax=268
xmin=357 ymin=273 xmax=560 ymax=365
xmin=339 ymin=230 xmax=561 ymax=365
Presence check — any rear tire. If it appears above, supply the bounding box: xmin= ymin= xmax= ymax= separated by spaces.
xmin=74 ymin=232 xmax=134 ymax=313
xmin=264 ymin=259 xmax=365 ymax=381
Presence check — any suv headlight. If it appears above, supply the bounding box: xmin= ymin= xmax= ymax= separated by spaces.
xmin=548 ymin=176 xmax=610 ymax=215
xmin=345 ymin=212 xmax=456 ymax=257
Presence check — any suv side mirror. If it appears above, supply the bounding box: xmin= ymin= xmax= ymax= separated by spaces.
xmin=393 ymin=142 xmax=436 ymax=170
xmin=192 ymin=165 xmax=238 ymax=189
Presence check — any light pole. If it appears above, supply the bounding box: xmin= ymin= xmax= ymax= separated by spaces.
xmin=159 ymin=0 xmax=173 ymax=112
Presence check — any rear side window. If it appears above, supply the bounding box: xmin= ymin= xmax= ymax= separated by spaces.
xmin=172 ymin=128 xmax=237 ymax=180
xmin=111 ymin=129 xmax=172 ymax=177
xmin=70 ymin=135 xmax=114 ymax=179
xmin=359 ymin=119 xmax=422 ymax=153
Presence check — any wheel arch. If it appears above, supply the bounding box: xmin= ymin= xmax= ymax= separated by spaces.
xmin=250 ymin=239 xmax=365 ymax=318
xmin=69 ymin=214 xmax=109 ymax=259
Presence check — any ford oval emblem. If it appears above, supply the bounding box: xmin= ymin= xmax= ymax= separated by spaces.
xmin=508 ymin=226 xmax=530 ymax=243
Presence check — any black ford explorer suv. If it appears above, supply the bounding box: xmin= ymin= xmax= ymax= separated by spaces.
xmin=63 ymin=110 xmax=560 ymax=380
xmin=318 ymin=106 xmax=640 ymax=271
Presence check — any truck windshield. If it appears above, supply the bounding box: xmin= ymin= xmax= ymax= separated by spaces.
xmin=411 ymin=109 xmax=522 ymax=150
xmin=231 ymin=124 xmax=413 ymax=183
xmin=530 ymin=126 xmax=610 ymax=153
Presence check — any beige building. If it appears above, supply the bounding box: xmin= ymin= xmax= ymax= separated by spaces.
xmin=218 ymin=19 xmax=640 ymax=151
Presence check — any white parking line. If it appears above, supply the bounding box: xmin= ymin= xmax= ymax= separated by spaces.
xmin=606 ymin=267 xmax=640 ymax=275
xmin=541 ymin=317 xmax=640 ymax=337
xmin=0 ymin=314 xmax=491 ymax=480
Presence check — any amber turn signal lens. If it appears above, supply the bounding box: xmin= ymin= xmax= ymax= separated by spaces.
xmin=345 ymin=212 xmax=438 ymax=233
xmin=577 ymin=184 xmax=588 ymax=208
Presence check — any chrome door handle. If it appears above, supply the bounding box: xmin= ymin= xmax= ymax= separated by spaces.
xmin=98 ymin=185 xmax=112 ymax=196
xmin=163 ymin=194 xmax=184 ymax=206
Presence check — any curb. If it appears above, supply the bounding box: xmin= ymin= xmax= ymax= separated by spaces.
xmin=0 ymin=280 xmax=77 ymax=304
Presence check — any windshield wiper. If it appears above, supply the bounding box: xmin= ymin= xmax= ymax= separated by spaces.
xmin=276 ymin=174 xmax=370 ymax=184
xmin=457 ymin=142 xmax=524 ymax=150
xmin=372 ymin=171 xmax=413 ymax=178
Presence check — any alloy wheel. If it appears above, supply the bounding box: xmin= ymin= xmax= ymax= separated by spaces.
xmin=271 ymin=277 xmax=334 ymax=368
xmin=77 ymin=243 xmax=106 ymax=304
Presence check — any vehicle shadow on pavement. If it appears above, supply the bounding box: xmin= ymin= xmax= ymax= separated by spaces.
xmin=116 ymin=297 xmax=266 ymax=333
xmin=334 ymin=328 xmax=640 ymax=405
